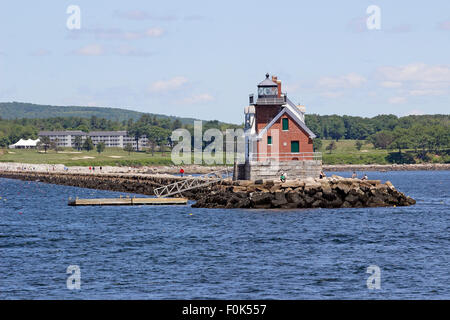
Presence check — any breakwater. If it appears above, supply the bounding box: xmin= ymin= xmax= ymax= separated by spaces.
xmin=0 ymin=171 xmax=416 ymax=209
xmin=0 ymin=171 xmax=182 ymax=196
xmin=191 ymin=177 xmax=416 ymax=209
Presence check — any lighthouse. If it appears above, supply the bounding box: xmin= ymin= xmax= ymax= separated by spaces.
xmin=240 ymin=74 xmax=321 ymax=180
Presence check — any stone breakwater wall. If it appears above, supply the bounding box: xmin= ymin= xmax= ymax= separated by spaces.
xmin=0 ymin=171 xmax=416 ymax=210
xmin=191 ymin=177 xmax=416 ymax=209
xmin=0 ymin=171 xmax=185 ymax=196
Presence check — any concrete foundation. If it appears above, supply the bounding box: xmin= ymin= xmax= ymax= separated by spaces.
xmin=238 ymin=160 xmax=322 ymax=180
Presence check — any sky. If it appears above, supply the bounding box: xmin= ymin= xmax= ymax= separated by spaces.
xmin=0 ymin=0 xmax=449 ymax=124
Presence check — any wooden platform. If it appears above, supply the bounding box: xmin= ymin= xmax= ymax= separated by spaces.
xmin=68 ymin=197 xmax=188 ymax=206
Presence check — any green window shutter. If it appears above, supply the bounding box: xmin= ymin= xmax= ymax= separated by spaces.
xmin=267 ymin=136 xmax=272 ymax=145
xmin=291 ymin=141 xmax=299 ymax=153
xmin=282 ymin=118 xmax=289 ymax=130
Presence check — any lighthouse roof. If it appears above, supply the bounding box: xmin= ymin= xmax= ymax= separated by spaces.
xmin=256 ymin=103 xmax=316 ymax=140
xmin=258 ymin=73 xmax=277 ymax=87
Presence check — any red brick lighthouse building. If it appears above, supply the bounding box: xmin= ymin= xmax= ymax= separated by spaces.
xmin=240 ymin=74 xmax=321 ymax=180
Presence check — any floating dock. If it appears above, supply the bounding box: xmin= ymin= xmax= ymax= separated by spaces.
xmin=68 ymin=197 xmax=188 ymax=206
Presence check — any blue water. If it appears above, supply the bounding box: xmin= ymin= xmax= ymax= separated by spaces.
xmin=0 ymin=171 xmax=448 ymax=299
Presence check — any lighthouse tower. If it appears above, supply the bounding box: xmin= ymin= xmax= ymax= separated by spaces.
xmin=240 ymin=74 xmax=321 ymax=180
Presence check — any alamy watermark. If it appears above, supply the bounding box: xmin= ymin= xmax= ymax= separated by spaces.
xmin=66 ymin=265 xmax=81 ymax=290
xmin=366 ymin=265 xmax=381 ymax=289
xmin=170 ymin=121 xmax=286 ymax=170
xmin=366 ymin=5 xmax=381 ymax=30
xmin=171 ymin=121 xmax=247 ymax=165
xmin=66 ymin=5 xmax=81 ymax=30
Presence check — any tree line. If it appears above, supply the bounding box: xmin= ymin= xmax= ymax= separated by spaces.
xmin=1 ymin=113 xmax=448 ymax=155
xmin=0 ymin=114 xmax=241 ymax=152
xmin=308 ymin=114 xmax=449 ymax=155
xmin=305 ymin=114 xmax=448 ymax=141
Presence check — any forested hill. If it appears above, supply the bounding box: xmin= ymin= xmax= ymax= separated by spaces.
xmin=0 ymin=102 xmax=197 ymax=124
xmin=305 ymin=114 xmax=449 ymax=140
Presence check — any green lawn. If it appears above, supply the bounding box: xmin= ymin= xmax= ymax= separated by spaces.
xmin=319 ymin=139 xmax=389 ymax=164
xmin=0 ymin=148 xmax=233 ymax=166
xmin=0 ymin=148 xmax=173 ymax=166
xmin=1 ymin=140 xmax=447 ymax=166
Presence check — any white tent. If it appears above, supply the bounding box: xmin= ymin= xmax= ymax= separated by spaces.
xmin=9 ymin=138 xmax=40 ymax=149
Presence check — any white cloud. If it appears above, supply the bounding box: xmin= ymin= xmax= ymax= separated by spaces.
xmin=318 ymin=73 xmax=366 ymax=89
xmin=378 ymin=63 xmax=450 ymax=84
xmin=406 ymin=109 xmax=424 ymax=116
xmin=74 ymin=44 xmax=105 ymax=56
xmin=388 ymin=96 xmax=407 ymax=104
xmin=378 ymin=63 xmax=450 ymax=96
xmin=408 ymin=89 xmax=445 ymax=96
xmin=180 ymin=93 xmax=214 ymax=104
xmin=149 ymin=76 xmax=188 ymax=92
xmin=380 ymin=81 xmax=402 ymax=88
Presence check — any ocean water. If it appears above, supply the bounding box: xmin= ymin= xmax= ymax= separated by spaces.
xmin=0 ymin=171 xmax=448 ymax=299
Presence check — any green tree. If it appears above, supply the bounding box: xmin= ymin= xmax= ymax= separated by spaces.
xmin=124 ymin=143 xmax=134 ymax=155
xmin=390 ymin=128 xmax=411 ymax=153
xmin=325 ymin=141 xmax=337 ymax=154
xmin=127 ymin=124 xmax=148 ymax=152
xmin=73 ymin=136 xmax=83 ymax=151
xmin=370 ymin=131 xmax=394 ymax=149
xmin=83 ymin=137 xmax=94 ymax=151
xmin=326 ymin=116 xmax=346 ymax=141
xmin=313 ymin=138 xmax=322 ymax=151
xmin=96 ymin=142 xmax=105 ymax=154
xmin=355 ymin=140 xmax=363 ymax=151
xmin=52 ymin=138 xmax=61 ymax=152
xmin=37 ymin=136 xmax=51 ymax=153
xmin=76 ymin=124 xmax=89 ymax=133
xmin=146 ymin=126 xmax=171 ymax=156
xmin=0 ymin=136 xmax=10 ymax=148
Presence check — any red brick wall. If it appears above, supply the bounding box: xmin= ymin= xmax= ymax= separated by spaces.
xmin=255 ymin=110 xmax=313 ymax=161
xmin=255 ymin=106 xmax=281 ymax=132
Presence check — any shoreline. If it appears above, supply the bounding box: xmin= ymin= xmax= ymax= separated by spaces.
xmin=0 ymin=162 xmax=449 ymax=175
xmin=323 ymin=163 xmax=450 ymax=172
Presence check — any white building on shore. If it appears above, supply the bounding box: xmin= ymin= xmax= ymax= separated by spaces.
xmin=38 ymin=130 xmax=148 ymax=149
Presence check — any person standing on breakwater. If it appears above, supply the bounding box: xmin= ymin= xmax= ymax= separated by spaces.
xmin=180 ymin=168 xmax=185 ymax=177
xmin=319 ymin=171 xmax=326 ymax=179
xmin=280 ymin=172 xmax=286 ymax=183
